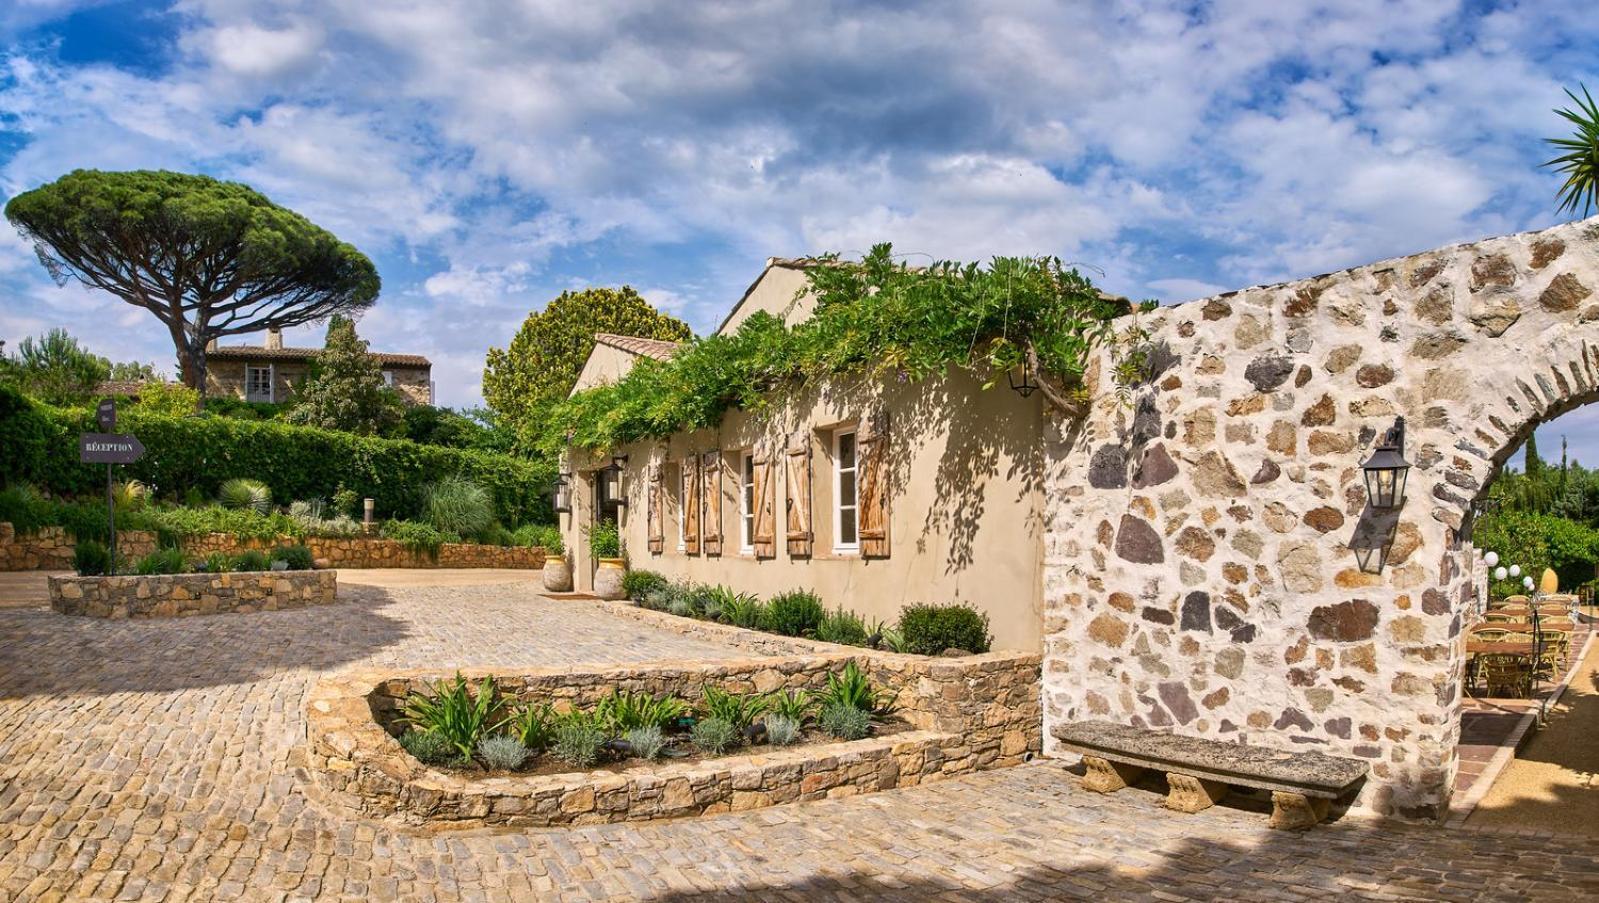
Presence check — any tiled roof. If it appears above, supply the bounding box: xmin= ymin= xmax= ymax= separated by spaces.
xmin=207 ymin=345 xmax=431 ymax=368
xmin=593 ymin=333 xmax=682 ymax=361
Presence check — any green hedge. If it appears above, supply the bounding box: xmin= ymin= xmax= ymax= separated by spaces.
xmin=0 ymin=384 xmax=554 ymax=525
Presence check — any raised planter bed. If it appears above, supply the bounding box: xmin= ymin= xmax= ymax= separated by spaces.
xmin=307 ymin=649 xmax=1040 ymax=828
xmin=50 ymin=570 xmax=337 ymax=618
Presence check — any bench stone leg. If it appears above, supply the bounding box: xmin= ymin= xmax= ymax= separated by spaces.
xmin=1269 ymin=792 xmax=1330 ymax=830
xmin=1165 ymin=773 xmax=1229 ymax=813
xmin=1081 ymin=755 xmax=1145 ymax=793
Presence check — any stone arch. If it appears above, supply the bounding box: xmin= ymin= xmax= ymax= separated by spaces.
xmin=1041 ymin=217 xmax=1599 ymax=820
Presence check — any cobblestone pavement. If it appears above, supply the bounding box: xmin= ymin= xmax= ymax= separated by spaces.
xmin=2 ymin=581 xmax=1598 ymax=902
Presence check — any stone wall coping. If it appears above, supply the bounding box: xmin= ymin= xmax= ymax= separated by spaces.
xmin=50 ymin=568 xmax=337 ymax=619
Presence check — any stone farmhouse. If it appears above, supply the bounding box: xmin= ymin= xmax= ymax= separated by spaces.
xmin=560 ymin=219 xmax=1599 ymax=821
xmin=204 ymin=328 xmax=434 ymax=406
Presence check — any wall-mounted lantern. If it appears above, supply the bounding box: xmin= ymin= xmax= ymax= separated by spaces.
xmin=604 ymin=455 xmax=628 ymax=506
xmin=1008 ymin=358 xmax=1038 ymax=398
xmin=1361 ymin=417 xmax=1411 ymax=509
xmin=552 ymin=472 xmax=573 ymax=514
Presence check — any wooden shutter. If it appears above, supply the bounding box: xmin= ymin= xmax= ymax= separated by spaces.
xmin=682 ymin=455 xmax=700 ymax=555
xmin=784 ymin=431 xmax=813 ymax=558
xmin=752 ymin=446 xmax=777 ymax=559
xmin=701 ymin=451 xmax=723 ymax=556
xmin=647 ymin=463 xmax=664 ymax=554
xmin=858 ymin=416 xmax=890 ymax=558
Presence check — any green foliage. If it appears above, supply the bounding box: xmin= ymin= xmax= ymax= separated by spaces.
xmin=402 ymin=405 xmax=515 ymax=452
xmin=507 ymin=702 xmax=558 ymax=752
xmin=4 ymin=170 xmax=380 ymax=392
xmin=814 ymin=607 xmax=870 ymax=646
xmin=690 ymin=717 xmax=739 ymax=755
xmin=137 ymin=505 xmax=302 ymax=542
xmin=381 ymin=519 xmax=456 ymax=556
xmin=111 ymin=480 xmax=149 ymax=511
xmin=231 ymin=549 xmax=270 ymax=572
xmin=1545 ymin=84 xmax=1599 ymax=217
xmin=284 ymin=317 xmax=405 ymax=436
xmin=7 ymin=329 xmax=110 ymax=405
xmin=273 ymin=544 xmax=314 ymax=570
xmin=129 ymin=381 xmax=199 ymax=416
xmin=332 ymin=485 xmax=361 ymax=518
xmin=624 ymin=725 xmax=664 ymax=760
xmin=420 ymin=475 xmax=495 ymax=537
xmin=0 ymin=384 xmax=61 ymax=490
xmin=543 ymin=246 xmax=1147 ymax=454
xmin=552 ymin=713 xmax=607 ymax=767
xmin=482 ymin=286 xmax=693 ymax=446
xmin=897 ymin=602 xmax=992 ymax=655
xmin=73 ymin=539 xmax=111 ymax=576
xmin=595 ymin=689 xmax=689 ymax=732
xmin=476 ymin=734 xmax=529 ymax=771
xmin=399 ymin=729 xmax=457 ymax=765
xmin=402 ymin=673 xmax=506 ymax=761
xmin=764 ymin=714 xmax=801 ymax=746
xmin=819 ymin=702 xmax=872 ymax=740
xmin=819 ymin=661 xmax=886 ymax=716
xmin=622 ymin=569 xmax=669 ymax=602
xmin=761 ymin=589 xmax=825 ymax=637
xmin=699 ymin=685 xmax=770 ymax=731
xmin=201 ymin=551 xmax=233 ymax=573
xmin=134 ymin=547 xmax=188 ymax=575
xmin=218 ymin=477 xmax=273 ymax=513
xmin=0 ymin=484 xmax=52 ymax=534
xmin=1474 ymin=509 xmax=1599 ymax=596
xmin=512 ymin=523 xmax=562 ymax=555
xmin=203 ymin=397 xmax=287 ymax=420
xmin=587 ymin=520 xmax=622 ymax=558
xmin=721 ymin=593 xmax=768 ymax=629
xmin=768 ymin=689 xmax=813 ymax=723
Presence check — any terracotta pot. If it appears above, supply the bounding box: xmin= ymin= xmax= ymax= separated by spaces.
xmin=542 ymin=555 xmax=573 ymax=592
xmin=593 ymin=557 xmax=627 ymax=600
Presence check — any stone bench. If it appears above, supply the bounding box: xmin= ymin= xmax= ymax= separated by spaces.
xmin=1052 ymin=720 xmax=1367 ymax=830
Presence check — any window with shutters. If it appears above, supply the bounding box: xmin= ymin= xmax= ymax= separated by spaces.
xmin=669 ymin=463 xmax=685 ymax=552
xmin=833 ymin=428 xmax=859 ymax=554
xmin=740 ymin=451 xmax=756 ymax=554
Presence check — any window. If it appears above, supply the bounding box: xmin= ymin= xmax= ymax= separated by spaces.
xmin=382 ymin=370 xmax=395 ymax=387
xmin=671 ymin=463 xmax=686 ymax=551
xmin=740 ymin=452 xmax=756 ymax=553
xmin=834 ymin=429 xmax=858 ymax=553
xmin=246 ymin=366 xmax=273 ymax=402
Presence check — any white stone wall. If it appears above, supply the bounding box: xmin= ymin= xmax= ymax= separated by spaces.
xmin=1041 ymin=217 xmax=1599 ymax=820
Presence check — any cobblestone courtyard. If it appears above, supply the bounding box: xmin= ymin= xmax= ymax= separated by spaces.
xmin=2 ymin=577 xmax=1597 ymax=901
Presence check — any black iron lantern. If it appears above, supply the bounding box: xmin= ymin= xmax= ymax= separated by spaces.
xmin=604 ymin=455 xmax=628 ymax=506
xmin=552 ymin=472 xmax=573 ymax=514
xmin=1008 ymin=358 xmax=1038 ymax=398
xmin=1361 ymin=417 xmax=1411 ymax=510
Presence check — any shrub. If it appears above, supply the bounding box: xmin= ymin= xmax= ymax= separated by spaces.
xmin=129 ymin=381 xmax=199 ymax=416
xmin=138 ymin=504 xmax=302 ymax=542
xmin=819 ymin=661 xmax=884 ymax=715
xmin=273 ymin=544 xmax=314 ymax=570
xmin=699 ymin=685 xmax=770 ymax=731
xmin=201 ymin=551 xmax=233 ymax=573
xmin=667 ymin=598 xmax=695 ymax=618
xmin=73 ymin=539 xmax=111 ymax=576
xmin=587 ymin=520 xmax=621 ymax=559
xmin=512 ymin=523 xmax=563 ymax=555
xmin=474 ymin=522 xmax=514 ymax=546
xmin=402 ymin=673 xmax=506 ymax=760
xmin=111 ymin=480 xmax=149 ymax=511
xmin=399 ymin=729 xmax=457 ymax=765
xmin=621 ymin=569 xmax=669 ymax=602
xmin=819 ymin=702 xmax=871 ymax=740
xmin=690 ymin=717 xmax=738 ymax=755
xmin=761 ymin=589 xmax=825 ymax=637
xmin=624 ymin=725 xmax=664 ymax=760
xmin=722 ymin=595 xmax=767 ymax=629
xmin=898 ymin=603 xmax=992 ymax=655
xmin=764 ymin=714 xmax=801 ymax=746
xmin=769 ymin=689 xmax=813 ymax=723
xmin=477 ymin=734 xmax=529 ymax=771
xmin=595 ymin=689 xmax=689 ymax=732
xmin=814 ymin=607 xmax=870 ymax=646
xmin=231 ymin=549 xmax=270 ymax=572
xmin=0 ymin=484 xmax=53 ymax=534
xmin=421 ymin=475 xmax=495 ymax=537
xmin=697 ymin=585 xmax=755 ymax=623
xmin=507 ymin=702 xmax=557 ymax=752
xmin=134 ymin=547 xmax=187 ymax=575
xmin=552 ymin=713 xmax=607 ymax=767
xmin=290 ymin=499 xmax=363 ymax=537
xmin=218 ymin=477 xmax=273 ymax=514
xmin=332 ymin=485 xmax=361 ymax=519
xmin=381 ymin=519 xmax=457 ymax=557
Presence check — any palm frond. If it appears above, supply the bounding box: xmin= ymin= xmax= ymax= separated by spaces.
xmin=1543 ymin=84 xmax=1599 ymax=218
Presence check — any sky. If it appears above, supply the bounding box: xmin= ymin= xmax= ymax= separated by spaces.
xmin=0 ymin=0 xmax=1596 ymax=463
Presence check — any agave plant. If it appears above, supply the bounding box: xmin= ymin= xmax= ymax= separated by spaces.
xmin=402 ymin=673 xmax=507 ymax=760
xmin=1546 ymin=84 xmax=1599 ymax=218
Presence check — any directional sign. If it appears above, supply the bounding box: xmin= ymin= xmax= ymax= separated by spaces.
xmin=96 ymin=398 xmax=117 ymax=432
xmin=79 ymin=433 xmax=145 ymax=465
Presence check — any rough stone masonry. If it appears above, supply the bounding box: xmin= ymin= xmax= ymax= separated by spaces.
xmin=1042 ymin=217 xmax=1599 ymax=820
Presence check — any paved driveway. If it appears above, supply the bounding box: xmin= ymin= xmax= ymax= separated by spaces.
xmin=1 ymin=578 xmax=1596 ymax=901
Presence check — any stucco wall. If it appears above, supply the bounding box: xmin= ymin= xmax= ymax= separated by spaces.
xmin=718 ymin=264 xmax=815 ymax=334
xmin=571 ymin=342 xmax=650 ymax=394
xmin=563 ymin=367 xmax=1047 ymax=651
xmin=1040 ymin=217 xmax=1599 ymax=820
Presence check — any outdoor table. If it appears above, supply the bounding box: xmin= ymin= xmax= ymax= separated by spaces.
xmin=1466 ymin=641 xmax=1536 ymax=655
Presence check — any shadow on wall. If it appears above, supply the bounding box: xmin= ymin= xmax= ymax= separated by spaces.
xmin=0 ymin=584 xmax=411 ymax=699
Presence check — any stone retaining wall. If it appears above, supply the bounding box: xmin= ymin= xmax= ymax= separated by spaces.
xmin=1 ymin=523 xmax=545 ymax=571
xmin=50 ymin=569 xmax=337 ymax=618
xmin=307 ymin=649 xmax=1040 ymax=828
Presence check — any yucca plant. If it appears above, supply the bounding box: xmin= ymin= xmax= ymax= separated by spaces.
xmin=1546 ymin=84 xmax=1599 ymax=218
xmin=218 ymin=477 xmax=273 ymax=514
xmin=819 ymin=661 xmax=889 ymax=717
xmin=402 ymin=673 xmax=507 ymax=760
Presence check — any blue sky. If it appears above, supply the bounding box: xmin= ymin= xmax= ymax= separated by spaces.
xmin=0 ymin=1 xmax=1596 ymax=464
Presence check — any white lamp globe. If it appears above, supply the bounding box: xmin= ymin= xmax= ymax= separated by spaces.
xmin=1494 ymin=567 xmax=1508 ymax=580
xmin=1509 ymin=565 xmax=1521 ymax=578
xmin=1484 ymin=551 xmax=1499 ymax=568
xmin=1524 ymin=576 xmax=1535 ymax=590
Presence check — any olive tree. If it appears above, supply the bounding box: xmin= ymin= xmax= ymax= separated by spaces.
xmin=5 ymin=170 xmax=380 ymax=399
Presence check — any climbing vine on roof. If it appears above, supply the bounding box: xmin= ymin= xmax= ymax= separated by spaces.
xmin=543 ymin=243 xmax=1155 ymax=453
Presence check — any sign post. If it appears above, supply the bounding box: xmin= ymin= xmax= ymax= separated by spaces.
xmin=80 ymin=401 xmax=145 ymax=571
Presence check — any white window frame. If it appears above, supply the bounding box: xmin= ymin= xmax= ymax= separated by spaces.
xmin=246 ymin=365 xmax=274 ymax=403
xmin=382 ymin=370 xmax=395 ymax=387
xmin=833 ymin=428 xmax=859 ymax=554
xmin=740 ymin=451 xmax=756 ymax=554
